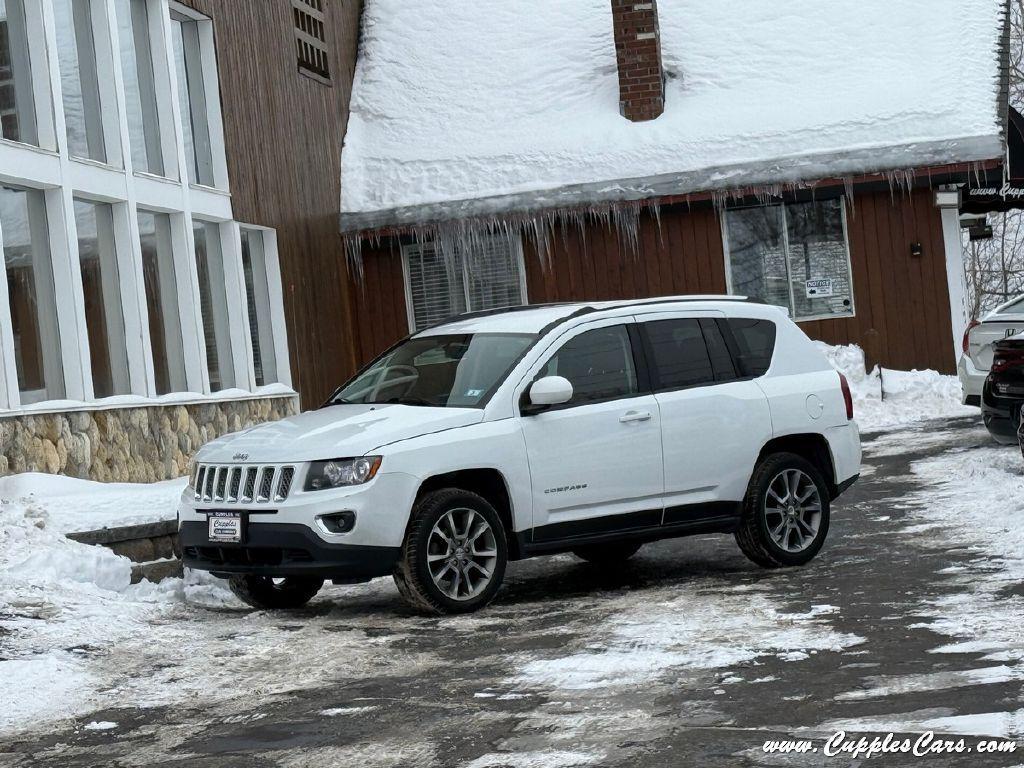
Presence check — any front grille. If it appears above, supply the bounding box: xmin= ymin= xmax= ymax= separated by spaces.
xmin=276 ymin=467 xmax=295 ymax=501
xmin=194 ymin=463 xmax=296 ymax=504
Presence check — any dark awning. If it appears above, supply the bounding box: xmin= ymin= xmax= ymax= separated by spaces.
xmin=962 ymin=106 xmax=1024 ymax=214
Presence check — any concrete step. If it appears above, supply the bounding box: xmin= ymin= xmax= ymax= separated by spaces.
xmin=67 ymin=519 xmax=182 ymax=584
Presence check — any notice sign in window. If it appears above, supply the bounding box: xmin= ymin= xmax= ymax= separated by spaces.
xmin=805 ymin=278 xmax=834 ymax=298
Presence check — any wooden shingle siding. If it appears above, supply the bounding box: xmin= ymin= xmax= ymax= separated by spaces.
xmin=355 ymin=188 xmax=955 ymax=376
xmin=176 ymin=0 xmax=363 ymax=408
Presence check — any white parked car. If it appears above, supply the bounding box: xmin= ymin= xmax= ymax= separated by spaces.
xmin=179 ymin=297 xmax=862 ymax=614
xmin=959 ymin=295 xmax=1024 ymax=406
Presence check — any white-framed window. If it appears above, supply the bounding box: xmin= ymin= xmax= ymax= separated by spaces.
xmin=723 ymin=198 xmax=855 ymax=322
xmin=0 ymin=0 xmax=38 ymax=145
xmin=114 ymin=0 xmax=172 ymax=177
xmin=137 ymin=208 xmax=184 ymax=395
xmin=240 ymin=227 xmax=281 ymax=387
xmin=191 ymin=218 xmax=234 ymax=392
xmin=0 ymin=0 xmax=290 ymax=413
xmin=52 ymin=0 xmax=121 ymax=164
xmin=0 ymin=184 xmax=65 ymax=404
xmin=74 ymin=197 xmax=129 ymax=397
xmin=169 ymin=5 xmax=223 ymax=188
xmin=401 ymin=235 xmax=528 ymax=332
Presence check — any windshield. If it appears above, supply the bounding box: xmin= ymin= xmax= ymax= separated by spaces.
xmin=330 ymin=333 xmax=536 ymax=408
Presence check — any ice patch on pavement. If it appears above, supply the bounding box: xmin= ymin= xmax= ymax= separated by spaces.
xmin=516 ymin=591 xmax=863 ymax=691
xmin=83 ymin=721 xmax=118 ymax=731
xmin=834 ymin=665 xmax=1024 ymax=701
xmin=820 ymin=707 xmax=1024 ymax=739
xmin=319 ymin=706 xmax=379 ymax=717
xmin=815 ymin=343 xmax=975 ymax=432
xmin=465 ymin=750 xmax=599 ymax=768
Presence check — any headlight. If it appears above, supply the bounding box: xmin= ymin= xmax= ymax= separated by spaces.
xmin=305 ymin=456 xmax=382 ymax=491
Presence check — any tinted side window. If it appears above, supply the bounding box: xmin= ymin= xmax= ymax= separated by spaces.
xmin=701 ymin=319 xmax=738 ymax=382
xmin=727 ymin=318 xmax=777 ymax=377
xmin=541 ymin=325 xmax=638 ymax=405
xmin=645 ymin=319 xmax=715 ymax=390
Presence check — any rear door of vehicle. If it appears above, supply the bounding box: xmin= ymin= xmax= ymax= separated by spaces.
xmin=970 ymin=298 xmax=1024 ymax=370
xmin=635 ymin=311 xmax=772 ymax=524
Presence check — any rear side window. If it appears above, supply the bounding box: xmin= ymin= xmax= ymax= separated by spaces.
xmin=540 ymin=325 xmax=638 ymax=405
xmin=727 ymin=318 xmax=777 ymax=377
xmin=999 ymin=297 xmax=1024 ymax=314
xmin=645 ymin=319 xmax=716 ymax=390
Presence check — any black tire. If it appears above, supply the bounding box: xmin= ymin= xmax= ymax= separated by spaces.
xmin=227 ymin=575 xmax=324 ymax=609
xmin=393 ymin=488 xmax=508 ymax=615
xmin=572 ymin=541 xmax=642 ymax=564
xmin=735 ymin=452 xmax=831 ymax=569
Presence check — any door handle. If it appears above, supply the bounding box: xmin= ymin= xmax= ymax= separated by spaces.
xmin=619 ymin=410 xmax=652 ymax=423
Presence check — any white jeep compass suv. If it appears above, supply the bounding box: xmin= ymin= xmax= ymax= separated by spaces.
xmin=179 ymin=297 xmax=861 ymax=614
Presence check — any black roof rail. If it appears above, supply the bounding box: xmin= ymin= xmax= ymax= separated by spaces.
xmin=421 ymin=295 xmax=764 ymax=334
xmin=421 ymin=302 xmax=578 ymax=333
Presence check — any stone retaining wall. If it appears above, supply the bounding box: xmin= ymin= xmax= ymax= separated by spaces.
xmin=0 ymin=396 xmax=298 ymax=483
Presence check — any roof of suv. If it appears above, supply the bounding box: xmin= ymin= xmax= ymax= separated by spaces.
xmin=418 ymin=296 xmax=758 ymax=336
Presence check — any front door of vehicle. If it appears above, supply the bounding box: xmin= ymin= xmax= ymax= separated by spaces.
xmin=518 ymin=321 xmax=664 ymax=541
xmin=636 ymin=312 xmax=772 ymax=524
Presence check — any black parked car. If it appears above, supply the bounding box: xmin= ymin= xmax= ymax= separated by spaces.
xmin=982 ymin=334 xmax=1024 ymax=446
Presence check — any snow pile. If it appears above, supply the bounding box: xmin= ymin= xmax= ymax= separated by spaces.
xmin=815 ymin=343 xmax=976 ymax=432
xmin=0 ymin=472 xmax=185 ymax=533
xmin=341 ymin=0 xmax=1004 ymax=219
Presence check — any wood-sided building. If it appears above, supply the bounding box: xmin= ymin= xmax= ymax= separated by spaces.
xmin=337 ymin=0 xmax=1012 ymax=380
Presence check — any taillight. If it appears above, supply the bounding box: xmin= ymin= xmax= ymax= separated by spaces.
xmin=839 ymin=372 xmax=854 ymax=421
xmin=962 ymin=319 xmax=980 ymax=355
xmin=991 ymin=347 xmax=1024 ymax=373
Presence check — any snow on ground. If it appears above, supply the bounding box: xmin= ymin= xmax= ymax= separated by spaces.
xmin=816 ymin=342 xmax=976 ymax=432
xmin=899 ymin=440 xmax=1024 ymax=666
xmin=0 ymin=488 xmax=419 ymax=737
xmin=341 ymin=0 xmax=1003 ymax=216
xmin=515 ymin=590 xmax=861 ymax=691
xmin=0 ymin=473 xmax=185 ymax=533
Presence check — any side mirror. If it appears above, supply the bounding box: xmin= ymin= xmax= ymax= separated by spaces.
xmin=529 ymin=376 xmax=573 ymax=408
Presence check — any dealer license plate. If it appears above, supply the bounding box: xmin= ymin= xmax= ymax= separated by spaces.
xmin=208 ymin=511 xmax=242 ymax=543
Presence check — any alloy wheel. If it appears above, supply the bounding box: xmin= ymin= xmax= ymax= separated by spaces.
xmin=426 ymin=507 xmax=499 ymax=601
xmin=764 ymin=469 xmax=823 ymax=553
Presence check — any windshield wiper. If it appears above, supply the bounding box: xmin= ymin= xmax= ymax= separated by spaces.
xmin=325 ymin=397 xmax=354 ymax=407
xmin=382 ymin=397 xmax=436 ymax=407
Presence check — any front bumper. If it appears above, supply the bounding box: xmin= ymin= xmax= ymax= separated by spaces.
xmin=177 ymin=470 xmax=420 ymax=550
xmin=180 ymin=521 xmax=400 ymax=579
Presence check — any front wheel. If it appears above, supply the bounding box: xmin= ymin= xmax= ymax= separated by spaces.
xmin=227 ymin=575 xmax=324 ymax=609
xmin=735 ymin=453 xmax=830 ymax=568
xmin=393 ymin=488 xmax=508 ymax=615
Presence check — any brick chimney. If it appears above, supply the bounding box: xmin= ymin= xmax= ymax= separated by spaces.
xmin=611 ymin=0 xmax=665 ymax=122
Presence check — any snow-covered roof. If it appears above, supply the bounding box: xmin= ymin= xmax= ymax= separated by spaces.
xmin=339 ymin=0 xmax=1008 ymax=232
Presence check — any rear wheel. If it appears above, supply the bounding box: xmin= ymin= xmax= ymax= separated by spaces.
xmin=735 ymin=452 xmax=830 ymax=568
xmin=572 ymin=541 xmax=642 ymax=564
xmin=393 ymin=488 xmax=508 ymax=615
xmin=227 ymin=575 xmax=324 ymax=609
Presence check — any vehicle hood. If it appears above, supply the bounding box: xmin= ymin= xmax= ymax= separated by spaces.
xmin=195 ymin=404 xmax=484 ymax=464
